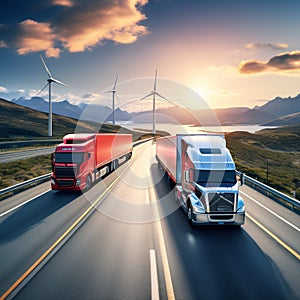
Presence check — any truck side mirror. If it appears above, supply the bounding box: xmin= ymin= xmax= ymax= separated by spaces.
xmin=240 ymin=172 xmax=245 ymax=186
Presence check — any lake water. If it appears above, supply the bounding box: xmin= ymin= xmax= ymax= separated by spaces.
xmin=117 ymin=122 xmax=277 ymax=135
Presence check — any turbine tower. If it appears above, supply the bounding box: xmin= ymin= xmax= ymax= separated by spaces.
xmin=39 ymin=55 xmax=68 ymax=137
xmin=103 ymin=74 xmax=118 ymax=125
xmin=140 ymin=70 xmax=169 ymax=135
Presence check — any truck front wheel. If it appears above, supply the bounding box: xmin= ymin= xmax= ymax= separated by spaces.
xmin=187 ymin=206 xmax=195 ymax=227
xmin=85 ymin=175 xmax=92 ymax=191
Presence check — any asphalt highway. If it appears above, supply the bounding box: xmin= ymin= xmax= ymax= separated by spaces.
xmin=0 ymin=147 xmax=55 ymax=163
xmin=0 ymin=141 xmax=299 ymax=299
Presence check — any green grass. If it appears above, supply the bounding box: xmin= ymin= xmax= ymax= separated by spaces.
xmin=0 ymin=155 xmax=52 ymax=189
xmin=226 ymin=126 xmax=300 ymax=199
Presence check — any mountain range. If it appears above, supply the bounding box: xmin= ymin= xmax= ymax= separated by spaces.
xmin=11 ymin=93 xmax=300 ymax=126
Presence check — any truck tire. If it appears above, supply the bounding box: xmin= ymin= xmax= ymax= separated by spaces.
xmin=127 ymin=152 xmax=132 ymax=160
xmin=85 ymin=174 xmax=92 ymax=191
xmin=110 ymin=161 xmax=115 ymax=173
xmin=187 ymin=207 xmax=193 ymax=226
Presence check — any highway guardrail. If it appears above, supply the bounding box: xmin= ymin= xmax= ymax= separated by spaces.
xmin=0 ymin=173 xmax=51 ymax=200
xmin=0 ymin=137 xmax=155 ymax=200
xmin=237 ymin=171 xmax=300 ymax=212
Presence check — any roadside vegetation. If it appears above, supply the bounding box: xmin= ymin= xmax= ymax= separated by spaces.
xmin=226 ymin=124 xmax=300 ymax=200
xmin=0 ymin=155 xmax=51 ymax=189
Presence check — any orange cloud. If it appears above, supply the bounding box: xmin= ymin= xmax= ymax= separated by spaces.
xmin=56 ymin=0 xmax=149 ymax=52
xmin=52 ymin=0 xmax=74 ymax=7
xmin=0 ymin=0 xmax=148 ymax=57
xmin=239 ymin=51 xmax=300 ymax=74
xmin=15 ymin=19 xmax=60 ymax=57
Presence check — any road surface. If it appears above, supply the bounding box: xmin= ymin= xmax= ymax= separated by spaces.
xmin=0 ymin=141 xmax=299 ymax=299
xmin=0 ymin=147 xmax=55 ymax=163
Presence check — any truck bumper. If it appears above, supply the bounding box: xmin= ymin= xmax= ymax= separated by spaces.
xmin=51 ymin=176 xmax=82 ymax=191
xmin=191 ymin=212 xmax=245 ymax=226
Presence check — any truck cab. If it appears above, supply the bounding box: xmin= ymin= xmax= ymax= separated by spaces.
xmin=51 ymin=133 xmax=133 ymax=191
xmin=177 ymin=135 xmax=245 ymax=226
xmin=156 ymin=134 xmax=245 ymax=226
xmin=51 ymin=134 xmax=96 ymax=190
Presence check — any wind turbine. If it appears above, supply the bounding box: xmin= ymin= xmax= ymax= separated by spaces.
xmin=140 ymin=70 xmax=169 ymax=135
xmin=103 ymin=74 xmax=119 ymax=125
xmin=39 ymin=55 xmax=68 ymax=137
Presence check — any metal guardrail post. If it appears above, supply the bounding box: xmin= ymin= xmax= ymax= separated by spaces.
xmin=0 ymin=173 xmax=51 ymax=199
xmin=236 ymin=171 xmax=300 ymax=212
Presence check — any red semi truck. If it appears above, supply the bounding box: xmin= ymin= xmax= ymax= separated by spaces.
xmin=51 ymin=133 xmax=132 ymax=191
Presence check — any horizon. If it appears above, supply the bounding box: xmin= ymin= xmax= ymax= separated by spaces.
xmin=3 ymin=91 xmax=300 ymax=113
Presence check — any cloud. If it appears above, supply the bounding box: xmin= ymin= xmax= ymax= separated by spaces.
xmin=0 ymin=40 xmax=8 ymax=48
xmin=82 ymin=93 xmax=100 ymax=99
xmin=17 ymin=20 xmax=61 ymax=57
xmin=239 ymin=50 xmax=300 ymax=74
xmin=0 ymin=0 xmax=149 ymax=57
xmin=55 ymin=0 xmax=149 ymax=52
xmin=0 ymin=86 xmax=8 ymax=93
xmin=245 ymin=42 xmax=289 ymax=51
xmin=52 ymin=0 xmax=74 ymax=7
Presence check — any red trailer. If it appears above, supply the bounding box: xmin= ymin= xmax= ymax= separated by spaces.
xmin=51 ymin=133 xmax=132 ymax=191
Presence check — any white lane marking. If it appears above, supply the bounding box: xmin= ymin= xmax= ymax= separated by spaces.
xmin=1 ymin=168 xmax=127 ymax=299
xmin=240 ymin=191 xmax=300 ymax=232
xmin=150 ymin=249 xmax=160 ymax=300
xmin=246 ymin=213 xmax=300 ymax=260
xmin=148 ymin=181 xmax=175 ymax=299
xmin=0 ymin=189 xmax=51 ymax=219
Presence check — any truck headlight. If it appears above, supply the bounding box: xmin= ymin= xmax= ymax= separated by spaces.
xmin=51 ymin=178 xmax=56 ymax=185
xmin=76 ymin=179 xmax=81 ymax=186
xmin=193 ymin=205 xmax=205 ymax=214
xmin=237 ymin=204 xmax=245 ymax=213
xmin=237 ymin=197 xmax=245 ymax=213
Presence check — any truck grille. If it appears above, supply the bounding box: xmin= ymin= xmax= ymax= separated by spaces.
xmin=55 ymin=166 xmax=76 ymax=178
xmin=57 ymin=179 xmax=74 ymax=187
xmin=208 ymin=193 xmax=235 ymax=212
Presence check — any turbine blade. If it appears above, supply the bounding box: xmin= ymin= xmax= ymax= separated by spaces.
xmin=40 ymin=55 xmax=52 ymax=79
xmin=140 ymin=92 xmax=154 ymax=100
xmin=155 ymin=91 xmax=169 ymax=102
xmin=37 ymin=83 xmax=49 ymax=95
xmin=153 ymin=69 xmax=157 ymax=92
xmin=115 ymin=94 xmax=121 ymax=103
xmin=113 ymin=74 xmax=118 ymax=90
xmin=102 ymin=90 xmax=112 ymax=94
xmin=52 ymin=78 xmax=69 ymax=87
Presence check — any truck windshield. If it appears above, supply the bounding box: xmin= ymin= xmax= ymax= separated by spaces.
xmin=55 ymin=152 xmax=84 ymax=164
xmin=194 ymin=170 xmax=237 ymax=187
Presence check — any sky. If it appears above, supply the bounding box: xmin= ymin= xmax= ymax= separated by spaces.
xmin=1 ymin=0 xmax=300 ymax=111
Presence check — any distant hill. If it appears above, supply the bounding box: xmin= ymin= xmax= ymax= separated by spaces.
xmin=0 ymin=98 xmax=122 ymax=139
xmin=7 ymin=92 xmax=300 ymax=126
xmin=261 ymin=112 xmax=300 ymax=126
xmin=13 ymin=97 xmax=84 ymax=119
xmin=214 ymin=107 xmax=276 ymax=125
xmin=258 ymin=94 xmax=300 ymax=117
xmin=12 ymin=97 xmax=132 ymax=122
